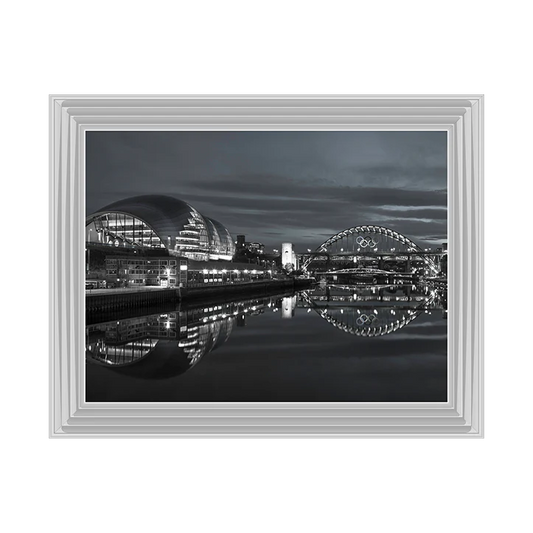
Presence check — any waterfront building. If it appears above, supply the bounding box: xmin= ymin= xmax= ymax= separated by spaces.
xmin=86 ymin=195 xmax=235 ymax=261
xmin=105 ymin=256 xmax=187 ymax=288
xmin=105 ymin=255 xmax=271 ymax=289
xmin=244 ymin=242 xmax=264 ymax=254
xmin=234 ymin=234 xmax=264 ymax=255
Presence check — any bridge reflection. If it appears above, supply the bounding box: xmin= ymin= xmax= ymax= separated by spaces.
xmin=299 ymin=283 xmax=446 ymax=337
xmin=86 ymin=283 xmax=446 ymax=379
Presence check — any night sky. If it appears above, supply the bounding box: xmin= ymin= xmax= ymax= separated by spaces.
xmin=86 ymin=131 xmax=447 ymax=251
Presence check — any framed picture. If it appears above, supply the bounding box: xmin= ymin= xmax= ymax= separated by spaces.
xmin=50 ymin=95 xmax=483 ymax=437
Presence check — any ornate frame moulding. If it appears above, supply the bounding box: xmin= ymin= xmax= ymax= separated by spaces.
xmin=50 ymin=95 xmax=483 ymax=438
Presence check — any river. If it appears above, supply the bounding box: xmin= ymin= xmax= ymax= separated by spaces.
xmin=86 ymin=283 xmax=447 ymax=402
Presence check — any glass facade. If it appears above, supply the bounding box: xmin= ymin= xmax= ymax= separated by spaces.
xmin=86 ymin=195 xmax=236 ymax=261
xmin=205 ymin=217 xmax=235 ymax=260
xmin=86 ymin=213 xmax=164 ymax=249
xmin=174 ymin=208 xmax=211 ymax=260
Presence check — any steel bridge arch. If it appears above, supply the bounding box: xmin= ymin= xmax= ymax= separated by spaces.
xmin=302 ymin=225 xmax=439 ymax=273
xmin=318 ymin=225 xmax=421 ymax=252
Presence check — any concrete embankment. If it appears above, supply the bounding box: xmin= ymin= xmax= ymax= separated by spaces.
xmin=86 ymin=278 xmax=313 ymax=321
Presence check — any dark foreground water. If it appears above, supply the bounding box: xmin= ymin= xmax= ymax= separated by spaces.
xmin=86 ymin=284 xmax=447 ymax=402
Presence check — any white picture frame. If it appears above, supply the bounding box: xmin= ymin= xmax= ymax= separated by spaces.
xmin=50 ymin=95 xmax=483 ymax=437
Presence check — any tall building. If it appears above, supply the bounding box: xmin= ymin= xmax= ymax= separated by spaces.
xmin=281 ymin=242 xmax=297 ymax=270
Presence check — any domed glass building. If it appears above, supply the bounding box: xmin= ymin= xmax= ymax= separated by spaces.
xmin=86 ymin=195 xmax=235 ymax=261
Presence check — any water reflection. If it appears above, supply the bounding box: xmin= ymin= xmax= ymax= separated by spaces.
xmin=302 ymin=282 xmax=446 ymax=337
xmin=86 ymin=283 xmax=446 ymax=383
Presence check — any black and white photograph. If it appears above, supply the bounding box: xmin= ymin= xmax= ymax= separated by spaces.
xmin=85 ymin=130 xmax=448 ymax=403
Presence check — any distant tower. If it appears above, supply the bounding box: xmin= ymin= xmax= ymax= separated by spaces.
xmin=282 ymin=242 xmax=295 ymax=270
xmin=236 ymin=235 xmax=246 ymax=249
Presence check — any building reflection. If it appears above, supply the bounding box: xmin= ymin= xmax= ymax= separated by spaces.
xmin=86 ymin=294 xmax=274 ymax=379
xmin=281 ymin=295 xmax=297 ymax=319
xmin=86 ymin=283 xmax=446 ymax=379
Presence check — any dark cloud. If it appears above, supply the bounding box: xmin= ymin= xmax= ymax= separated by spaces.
xmin=87 ymin=131 xmax=447 ymax=250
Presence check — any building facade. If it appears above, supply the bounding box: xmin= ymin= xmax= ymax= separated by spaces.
xmin=281 ymin=242 xmax=297 ymax=270
xmin=105 ymin=256 xmax=188 ymax=288
xmin=106 ymin=256 xmax=271 ymax=288
xmin=86 ymin=195 xmax=235 ymax=261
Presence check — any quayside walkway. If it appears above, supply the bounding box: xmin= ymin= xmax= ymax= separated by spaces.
xmin=86 ymin=278 xmax=314 ymax=316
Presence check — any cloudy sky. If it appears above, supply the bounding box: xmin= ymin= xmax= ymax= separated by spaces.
xmin=86 ymin=131 xmax=447 ymax=251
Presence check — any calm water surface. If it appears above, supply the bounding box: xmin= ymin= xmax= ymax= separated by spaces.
xmin=86 ymin=284 xmax=447 ymax=402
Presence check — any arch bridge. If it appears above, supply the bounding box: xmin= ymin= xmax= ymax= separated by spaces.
xmin=301 ymin=225 xmax=441 ymax=275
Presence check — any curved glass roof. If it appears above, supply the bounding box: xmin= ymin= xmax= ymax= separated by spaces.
xmin=86 ymin=195 xmax=235 ymax=261
xmin=89 ymin=195 xmax=201 ymax=239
